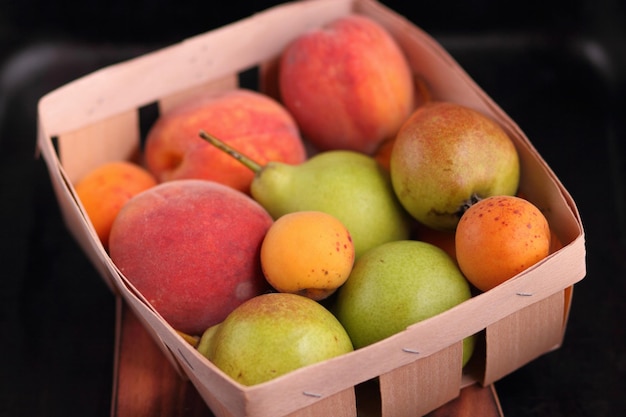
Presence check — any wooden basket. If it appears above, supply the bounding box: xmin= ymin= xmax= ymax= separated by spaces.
xmin=36 ymin=0 xmax=586 ymax=416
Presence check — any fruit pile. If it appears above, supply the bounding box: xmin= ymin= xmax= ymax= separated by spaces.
xmin=73 ymin=14 xmax=557 ymax=386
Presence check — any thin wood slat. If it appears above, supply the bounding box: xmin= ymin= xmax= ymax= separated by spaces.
xmin=112 ymin=298 xmax=503 ymax=417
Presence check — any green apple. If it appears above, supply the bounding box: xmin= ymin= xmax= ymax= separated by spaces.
xmin=334 ymin=240 xmax=475 ymax=366
xmin=198 ymin=293 xmax=353 ymax=386
xmin=390 ymin=101 xmax=520 ymax=231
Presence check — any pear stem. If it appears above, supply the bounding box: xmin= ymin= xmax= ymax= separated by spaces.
xmin=458 ymin=193 xmax=483 ymax=217
xmin=199 ymin=130 xmax=263 ymax=173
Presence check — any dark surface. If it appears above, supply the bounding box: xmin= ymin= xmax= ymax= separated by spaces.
xmin=1 ymin=1 xmax=625 ymax=416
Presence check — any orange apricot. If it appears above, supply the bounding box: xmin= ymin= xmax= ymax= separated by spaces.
xmin=260 ymin=211 xmax=355 ymax=301
xmin=74 ymin=161 xmax=157 ymax=249
xmin=455 ymin=195 xmax=551 ymax=292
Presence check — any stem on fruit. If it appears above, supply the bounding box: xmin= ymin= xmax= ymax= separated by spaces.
xmin=457 ymin=193 xmax=483 ymax=218
xmin=199 ymin=130 xmax=263 ymax=173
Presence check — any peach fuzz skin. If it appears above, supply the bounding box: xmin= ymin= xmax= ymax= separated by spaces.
xmin=144 ymin=89 xmax=306 ymax=194
xmin=278 ymin=15 xmax=415 ymax=154
xmin=108 ymin=179 xmax=273 ymax=335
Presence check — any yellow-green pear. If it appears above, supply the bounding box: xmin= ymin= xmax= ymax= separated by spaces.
xmin=196 ymin=322 xmax=221 ymax=359
xmin=198 ymin=293 xmax=353 ymax=386
xmin=390 ymin=101 xmax=520 ymax=231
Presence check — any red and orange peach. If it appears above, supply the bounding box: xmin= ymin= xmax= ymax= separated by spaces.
xmin=278 ymin=15 xmax=415 ymax=154
xmin=144 ymin=89 xmax=306 ymax=194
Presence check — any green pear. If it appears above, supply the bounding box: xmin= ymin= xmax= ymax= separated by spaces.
xmin=334 ymin=240 xmax=475 ymax=366
xmin=390 ymin=101 xmax=520 ymax=231
xmin=196 ymin=322 xmax=221 ymax=359
xmin=200 ymin=131 xmax=410 ymax=258
xmin=198 ymin=293 xmax=353 ymax=386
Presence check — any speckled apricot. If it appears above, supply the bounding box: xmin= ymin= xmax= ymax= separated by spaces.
xmin=455 ymin=195 xmax=551 ymax=292
xmin=260 ymin=211 xmax=355 ymax=301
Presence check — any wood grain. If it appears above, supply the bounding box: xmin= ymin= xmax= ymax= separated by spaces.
xmin=111 ymin=298 xmax=503 ymax=417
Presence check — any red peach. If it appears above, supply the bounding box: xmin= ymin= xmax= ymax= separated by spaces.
xmin=144 ymin=89 xmax=306 ymax=194
xmin=108 ymin=179 xmax=273 ymax=335
xmin=278 ymin=14 xmax=415 ymax=154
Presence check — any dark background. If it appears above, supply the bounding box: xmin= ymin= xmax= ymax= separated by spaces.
xmin=1 ymin=1 xmax=625 ymax=416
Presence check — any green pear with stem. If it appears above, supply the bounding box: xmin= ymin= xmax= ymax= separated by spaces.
xmin=199 ymin=131 xmax=410 ymax=258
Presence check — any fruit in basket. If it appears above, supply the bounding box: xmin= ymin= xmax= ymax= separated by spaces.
xmin=334 ymin=240 xmax=475 ymax=366
xmin=390 ymin=101 xmax=520 ymax=231
xmin=413 ymin=222 xmax=457 ymax=262
xmin=198 ymin=293 xmax=354 ymax=386
xmin=144 ymin=88 xmax=306 ymax=194
xmin=260 ymin=211 xmax=355 ymax=301
xmin=108 ymin=179 xmax=273 ymax=335
xmin=373 ymin=137 xmax=396 ymax=171
xmin=373 ymin=76 xmax=433 ymax=171
xmin=74 ymin=160 xmax=157 ymax=249
xmin=278 ymin=14 xmax=414 ymax=154
xmin=196 ymin=322 xmax=220 ymax=358
xmin=455 ymin=195 xmax=551 ymax=292
xmin=200 ymin=131 xmax=410 ymax=258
